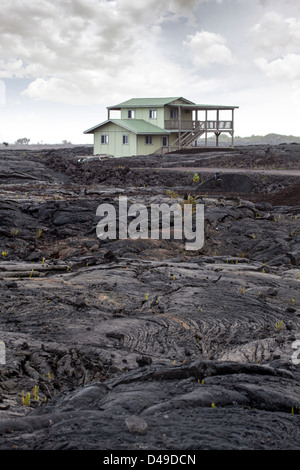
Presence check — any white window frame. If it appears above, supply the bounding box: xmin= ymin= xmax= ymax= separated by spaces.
xmin=100 ymin=134 xmax=109 ymax=144
xmin=122 ymin=134 xmax=129 ymax=145
xmin=170 ymin=109 xmax=178 ymax=119
xmin=149 ymin=109 xmax=157 ymax=119
xmin=127 ymin=110 xmax=135 ymax=119
xmin=145 ymin=135 xmax=153 ymax=145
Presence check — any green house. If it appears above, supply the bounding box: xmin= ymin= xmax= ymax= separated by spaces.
xmin=84 ymin=97 xmax=238 ymax=157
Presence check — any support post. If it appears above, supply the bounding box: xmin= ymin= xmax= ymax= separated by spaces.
xmin=231 ymin=108 xmax=235 ymax=147
xmin=205 ymin=109 xmax=208 ymax=148
xmin=178 ymin=106 xmax=182 ymax=150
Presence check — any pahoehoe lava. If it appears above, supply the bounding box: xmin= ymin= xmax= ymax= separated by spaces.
xmin=0 ymin=144 xmax=299 ymax=450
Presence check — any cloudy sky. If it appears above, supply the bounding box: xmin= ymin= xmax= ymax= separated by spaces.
xmin=0 ymin=0 xmax=300 ymax=144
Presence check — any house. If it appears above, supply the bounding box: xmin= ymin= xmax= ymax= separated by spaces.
xmin=83 ymin=97 xmax=238 ymax=157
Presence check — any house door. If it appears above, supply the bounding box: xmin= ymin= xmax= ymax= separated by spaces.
xmin=162 ymin=136 xmax=168 ymax=150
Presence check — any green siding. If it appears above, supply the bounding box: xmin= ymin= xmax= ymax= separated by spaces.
xmin=137 ymin=134 xmax=165 ymax=155
xmin=120 ymin=108 xmax=165 ymax=128
xmin=111 ymin=119 xmax=167 ymax=134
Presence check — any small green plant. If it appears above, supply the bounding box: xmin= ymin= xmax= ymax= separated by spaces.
xmin=181 ymin=194 xmax=200 ymax=215
xmin=29 ymin=269 xmax=34 ymax=278
xmin=37 ymin=228 xmax=43 ymax=239
xmin=193 ymin=172 xmax=199 ymax=183
xmin=43 ymin=371 xmax=54 ymax=381
xmin=275 ymin=320 xmax=283 ymax=331
xmin=22 ymin=391 xmax=30 ymax=406
xmin=241 ymin=287 xmax=245 ymax=294
xmin=1 ymin=250 xmax=8 ymax=257
xmin=144 ymin=292 xmax=149 ymax=301
xmin=11 ymin=228 xmax=19 ymax=237
xmin=166 ymin=189 xmax=179 ymax=200
xmin=33 ymin=385 xmax=39 ymax=401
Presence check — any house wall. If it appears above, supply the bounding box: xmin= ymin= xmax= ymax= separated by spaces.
xmin=164 ymin=105 xmax=192 ymax=122
xmin=93 ymin=122 xmax=137 ymax=157
xmin=169 ymin=133 xmax=179 ymax=147
xmin=137 ymin=134 xmax=167 ymax=155
xmin=121 ymin=107 xmax=165 ymax=128
xmin=120 ymin=101 xmax=192 ymax=127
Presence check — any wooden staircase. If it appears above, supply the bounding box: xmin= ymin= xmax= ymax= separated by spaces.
xmin=171 ymin=125 xmax=205 ymax=150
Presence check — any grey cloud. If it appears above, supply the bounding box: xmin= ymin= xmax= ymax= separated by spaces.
xmin=0 ymin=0 xmax=217 ymax=79
xmin=184 ymin=30 xmax=236 ymax=67
xmin=0 ymin=0 xmax=202 ymax=84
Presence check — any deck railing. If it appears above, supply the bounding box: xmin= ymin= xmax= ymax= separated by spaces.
xmin=164 ymin=120 xmax=233 ymax=131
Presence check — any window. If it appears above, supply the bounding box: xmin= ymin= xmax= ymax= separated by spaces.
xmin=123 ymin=134 xmax=129 ymax=145
xmin=149 ymin=109 xmax=157 ymax=119
xmin=170 ymin=109 xmax=178 ymax=119
xmin=145 ymin=135 xmax=153 ymax=145
xmin=127 ymin=110 xmax=135 ymax=119
xmin=101 ymin=134 xmax=108 ymax=144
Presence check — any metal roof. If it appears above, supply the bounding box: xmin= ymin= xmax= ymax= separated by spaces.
xmin=107 ymin=97 xmax=195 ymax=109
xmin=84 ymin=119 xmax=170 ymax=135
xmin=174 ymin=104 xmax=239 ymax=109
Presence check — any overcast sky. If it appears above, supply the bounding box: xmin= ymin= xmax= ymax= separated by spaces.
xmin=0 ymin=0 xmax=300 ymax=144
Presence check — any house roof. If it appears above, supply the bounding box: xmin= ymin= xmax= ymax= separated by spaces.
xmin=175 ymin=104 xmax=239 ymax=110
xmin=84 ymin=119 xmax=170 ymax=135
xmin=107 ymin=97 xmax=195 ymax=109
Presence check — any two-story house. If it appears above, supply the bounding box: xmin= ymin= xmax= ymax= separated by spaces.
xmin=83 ymin=97 xmax=238 ymax=157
